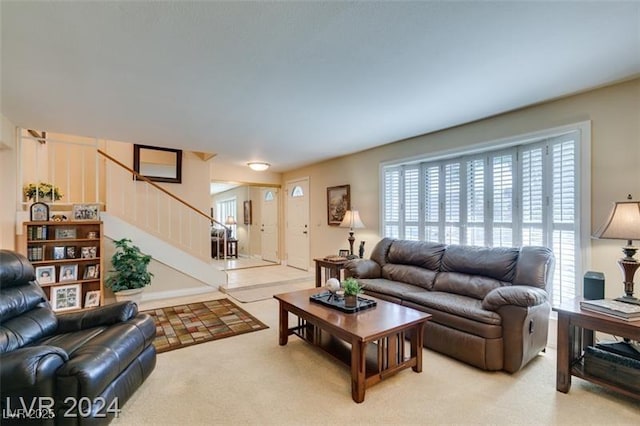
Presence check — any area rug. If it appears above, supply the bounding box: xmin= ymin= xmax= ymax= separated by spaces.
xmin=142 ymin=298 xmax=268 ymax=353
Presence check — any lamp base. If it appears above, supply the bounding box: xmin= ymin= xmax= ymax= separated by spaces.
xmin=615 ymin=295 xmax=640 ymax=306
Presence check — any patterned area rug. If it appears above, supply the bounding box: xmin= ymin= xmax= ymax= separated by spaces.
xmin=142 ymin=298 xmax=268 ymax=353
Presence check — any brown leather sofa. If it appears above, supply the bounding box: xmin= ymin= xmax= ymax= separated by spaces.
xmin=344 ymin=238 xmax=555 ymax=373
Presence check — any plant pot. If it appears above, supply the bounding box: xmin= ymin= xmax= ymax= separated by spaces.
xmin=114 ymin=288 xmax=144 ymax=305
xmin=344 ymin=295 xmax=357 ymax=308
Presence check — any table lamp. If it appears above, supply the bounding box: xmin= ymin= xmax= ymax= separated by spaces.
xmin=340 ymin=210 xmax=365 ymax=259
xmin=225 ymin=216 xmax=237 ymax=239
xmin=593 ymin=195 xmax=640 ymax=305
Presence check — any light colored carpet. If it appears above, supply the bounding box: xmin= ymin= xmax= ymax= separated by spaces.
xmin=114 ymin=296 xmax=640 ymax=425
xmin=225 ymin=278 xmax=315 ymax=303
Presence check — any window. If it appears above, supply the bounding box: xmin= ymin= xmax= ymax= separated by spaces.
xmin=216 ymin=197 xmax=237 ymax=237
xmin=382 ymin=129 xmax=584 ymax=305
xmin=291 ymin=186 xmax=304 ymax=197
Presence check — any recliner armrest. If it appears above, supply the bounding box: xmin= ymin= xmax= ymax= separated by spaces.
xmin=482 ymin=286 xmax=548 ymax=311
xmin=0 ymin=346 xmax=68 ymax=392
xmin=56 ymin=301 xmax=138 ymax=333
xmin=344 ymin=259 xmax=381 ymax=279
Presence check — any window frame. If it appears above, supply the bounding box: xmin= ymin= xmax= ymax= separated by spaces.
xmin=379 ymin=122 xmax=591 ymax=303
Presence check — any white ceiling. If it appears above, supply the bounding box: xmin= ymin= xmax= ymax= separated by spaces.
xmin=2 ymin=2 xmax=639 ymax=172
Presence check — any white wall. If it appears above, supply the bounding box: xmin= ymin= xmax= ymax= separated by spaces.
xmin=0 ymin=114 xmax=18 ymax=249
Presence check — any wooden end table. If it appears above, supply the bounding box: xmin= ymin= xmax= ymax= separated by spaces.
xmin=314 ymin=257 xmax=348 ymax=288
xmin=553 ymin=299 xmax=640 ymax=400
xmin=274 ymin=288 xmax=431 ymax=403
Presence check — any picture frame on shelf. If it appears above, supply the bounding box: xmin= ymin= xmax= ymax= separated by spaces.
xmin=339 ymin=249 xmax=350 ymax=257
xmin=30 ymin=202 xmax=49 ymax=221
xmin=55 ymin=227 xmax=76 ymax=239
xmin=81 ymin=246 xmax=98 ymax=259
xmin=83 ymin=264 xmax=100 ymax=280
xmin=59 ymin=264 xmax=78 ymax=282
xmin=35 ymin=265 xmax=56 ymax=285
xmin=72 ymin=204 xmax=100 ymax=221
xmin=53 ymin=246 xmax=66 ymax=260
xmin=327 ymin=184 xmax=350 ymax=226
xmin=84 ymin=290 xmax=101 ymax=308
xmin=65 ymin=246 xmax=77 ymax=259
xmin=50 ymin=284 xmax=81 ymax=312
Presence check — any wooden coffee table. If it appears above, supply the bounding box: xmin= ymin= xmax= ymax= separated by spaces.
xmin=274 ymin=288 xmax=431 ymax=403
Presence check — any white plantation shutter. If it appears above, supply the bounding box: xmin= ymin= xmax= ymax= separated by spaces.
xmin=404 ymin=167 xmax=420 ymax=240
xmin=491 ymin=153 xmax=514 ymax=247
xmin=381 ymin=129 xmax=581 ymax=305
xmin=466 ymin=158 xmax=485 ymax=245
xmin=383 ymin=168 xmax=401 ymax=238
xmin=443 ymin=162 xmax=461 ymax=244
xmin=551 ymin=136 xmax=578 ymax=305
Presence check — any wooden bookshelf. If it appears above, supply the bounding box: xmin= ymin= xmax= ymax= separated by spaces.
xmin=22 ymin=221 xmax=104 ymax=312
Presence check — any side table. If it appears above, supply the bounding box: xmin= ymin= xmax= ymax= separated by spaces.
xmin=553 ymin=299 xmax=640 ymax=400
xmin=313 ymin=258 xmax=349 ymax=288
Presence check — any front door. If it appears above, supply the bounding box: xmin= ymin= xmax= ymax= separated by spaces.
xmin=260 ymin=188 xmax=279 ymax=263
xmin=285 ymin=178 xmax=309 ymax=270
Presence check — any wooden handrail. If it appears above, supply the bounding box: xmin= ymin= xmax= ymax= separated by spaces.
xmin=97 ymin=149 xmax=227 ymax=230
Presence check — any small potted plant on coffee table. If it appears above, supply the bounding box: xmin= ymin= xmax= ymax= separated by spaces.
xmin=342 ymin=277 xmax=364 ymax=308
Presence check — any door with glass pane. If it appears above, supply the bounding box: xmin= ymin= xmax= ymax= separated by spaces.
xmin=285 ymin=179 xmax=309 ymax=270
xmin=261 ymin=188 xmax=279 ymax=263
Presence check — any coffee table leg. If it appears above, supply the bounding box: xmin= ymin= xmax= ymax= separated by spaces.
xmin=412 ymin=322 xmax=425 ymax=372
xmin=351 ymin=339 xmax=366 ymax=403
xmin=278 ymin=304 xmax=289 ymax=346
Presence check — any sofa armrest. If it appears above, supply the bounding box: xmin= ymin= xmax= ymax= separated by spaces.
xmin=56 ymin=301 xmax=138 ymax=333
xmin=482 ymin=286 xmax=548 ymax=311
xmin=344 ymin=259 xmax=381 ymax=279
xmin=0 ymin=346 xmax=68 ymax=393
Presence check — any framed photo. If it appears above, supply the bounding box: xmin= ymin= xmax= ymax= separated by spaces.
xmin=59 ymin=264 xmax=78 ymax=282
xmin=50 ymin=284 xmax=81 ymax=312
xmin=55 ymin=227 xmax=76 ymax=239
xmin=72 ymin=204 xmax=100 ymax=221
xmin=30 ymin=202 xmax=49 ymax=221
xmin=35 ymin=265 xmax=56 ymax=285
xmin=243 ymin=200 xmax=252 ymax=225
xmin=83 ymin=264 xmax=100 ymax=279
xmin=84 ymin=290 xmax=101 ymax=308
xmin=327 ymin=185 xmax=350 ymax=226
xmin=53 ymin=246 xmax=66 ymax=260
xmin=81 ymin=246 xmax=98 ymax=259
xmin=339 ymin=249 xmax=350 ymax=258
xmin=65 ymin=246 xmax=77 ymax=259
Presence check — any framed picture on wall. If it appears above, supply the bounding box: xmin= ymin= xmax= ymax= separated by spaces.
xmin=327 ymin=185 xmax=350 ymax=226
xmin=244 ymin=200 xmax=252 ymax=225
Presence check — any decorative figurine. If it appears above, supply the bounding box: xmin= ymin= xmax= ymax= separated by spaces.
xmin=325 ymin=278 xmax=341 ymax=301
xmin=359 ymin=241 xmax=365 ymax=259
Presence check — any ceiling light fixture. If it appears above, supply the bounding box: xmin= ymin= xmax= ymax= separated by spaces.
xmin=247 ymin=162 xmax=270 ymax=171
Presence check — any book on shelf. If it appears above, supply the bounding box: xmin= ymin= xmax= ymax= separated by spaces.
xmin=580 ymin=299 xmax=640 ymax=321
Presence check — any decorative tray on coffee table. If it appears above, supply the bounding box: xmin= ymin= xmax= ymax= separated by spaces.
xmin=310 ymin=292 xmax=377 ymax=313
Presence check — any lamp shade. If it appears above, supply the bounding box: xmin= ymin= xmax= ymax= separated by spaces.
xmin=593 ymin=201 xmax=640 ymax=241
xmin=339 ymin=210 xmax=365 ymax=230
xmin=225 ymin=215 xmax=237 ymax=225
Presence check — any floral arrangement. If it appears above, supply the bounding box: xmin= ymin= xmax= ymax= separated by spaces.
xmin=23 ymin=182 xmax=63 ymax=201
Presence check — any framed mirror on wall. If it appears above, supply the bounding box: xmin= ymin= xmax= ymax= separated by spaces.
xmin=133 ymin=144 xmax=182 ymax=183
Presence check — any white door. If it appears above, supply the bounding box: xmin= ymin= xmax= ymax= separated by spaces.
xmin=260 ymin=188 xmax=279 ymax=263
xmin=286 ymin=178 xmax=309 ymax=270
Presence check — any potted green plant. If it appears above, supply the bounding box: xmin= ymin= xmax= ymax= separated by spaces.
xmin=106 ymin=238 xmax=153 ymax=304
xmin=342 ymin=277 xmax=364 ymax=308
xmin=23 ymin=182 xmax=63 ymax=201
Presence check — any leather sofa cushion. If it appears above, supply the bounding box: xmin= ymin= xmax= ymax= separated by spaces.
xmin=54 ymin=315 xmax=156 ymax=399
xmin=0 ymin=250 xmax=36 ymax=289
xmin=387 ymin=240 xmax=446 ymax=270
xmin=433 ymin=271 xmax=508 ymax=300
xmin=381 ymin=264 xmax=437 ymax=289
xmin=359 ymin=278 xmax=424 ymax=300
xmin=440 ymin=244 xmax=519 ymax=282
xmin=0 ymin=282 xmax=50 ymax=322
xmin=402 ymin=291 xmax=502 ymax=327
xmin=1 ymin=306 xmax=58 ymax=353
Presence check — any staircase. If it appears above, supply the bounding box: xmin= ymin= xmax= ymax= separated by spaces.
xmin=17 ymin=130 xmax=228 ymax=299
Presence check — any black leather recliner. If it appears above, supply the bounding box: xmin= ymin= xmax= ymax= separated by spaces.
xmin=0 ymin=250 xmax=156 ymax=425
